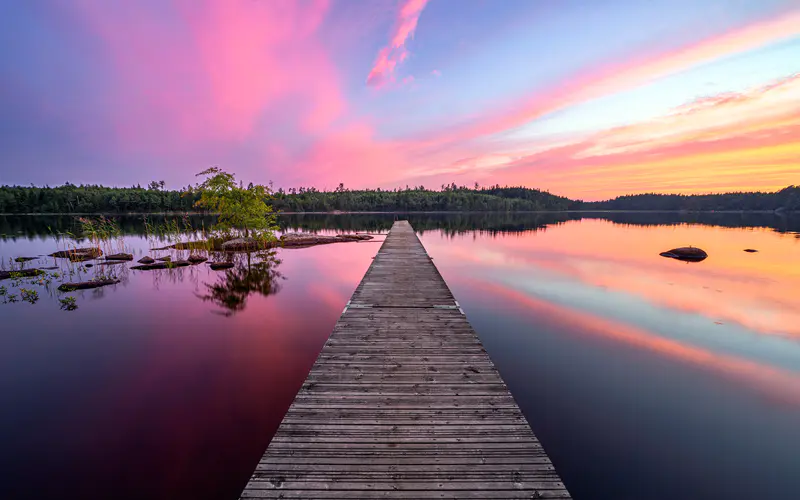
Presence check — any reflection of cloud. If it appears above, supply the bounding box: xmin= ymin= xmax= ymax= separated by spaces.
xmin=426 ymin=220 xmax=800 ymax=336
xmin=482 ymin=282 xmax=800 ymax=405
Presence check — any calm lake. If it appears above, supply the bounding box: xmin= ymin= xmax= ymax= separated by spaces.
xmin=1 ymin=212 xmax=799 ymax=500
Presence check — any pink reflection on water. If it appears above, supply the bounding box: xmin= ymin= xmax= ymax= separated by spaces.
xmin=40 ymin=239 xmax=378 ymax=499
xmin=422 ymin=220 xmax=800 ymax=336
xmin=472 ymin=280 xmax=800 ymax=405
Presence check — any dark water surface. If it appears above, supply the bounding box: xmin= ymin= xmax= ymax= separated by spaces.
xmin=1 ymin=213 xmax=799 ymax=500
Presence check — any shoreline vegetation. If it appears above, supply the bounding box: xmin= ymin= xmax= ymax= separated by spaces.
xmin=0 ymin=183 xmax=797 ymax=214
xmin=0 ymin=169 xmax=377 ymax=313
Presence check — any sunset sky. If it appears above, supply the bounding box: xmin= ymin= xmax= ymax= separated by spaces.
xmin=1 ymin=0 xmax=798 ymax=200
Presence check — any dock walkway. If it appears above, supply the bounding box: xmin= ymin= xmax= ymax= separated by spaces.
xmin=240 ymin=221 xmax=571 ymax=498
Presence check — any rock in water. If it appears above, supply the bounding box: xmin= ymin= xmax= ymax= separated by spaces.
xmin=188 ymin=254 xmax=208 ymax=264
xmin=14 ymin=257 xmax=37 ymax=263
xmin=659 ymin=247 xmax=708 ymax=262
xmin=138 ymin=256 xmax=155 ymax=264
xmin=58 ymin=279 xmax=120 ymax=291
xmin=49 ymin=247 xmax=103 ymax=261
xmin=743 ymin=249 xmax=758 ymax=253
xmin=209 ymin=262 xmax=235 ymax=270
xmin=130 ymin=260 xmax=191 ymax=270
xmin=221 ymin=237 xmax=264 ymax=251
xmin=155 ymin=256 xmax=172 ymax=262
xmin=280 ymin=232 xmax=373 ymax=248
xmin=105 ymin=253 xmax=134 ymax=261
xmin=0 ymin=269 xmax=44 ymax=280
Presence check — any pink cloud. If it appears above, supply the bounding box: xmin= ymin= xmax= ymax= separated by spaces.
xmin=366 ymin=0 xmax=429 ymax=87
xmin=425 ymin=9 xmax=800 ymax=146
xmin=73 ymin=0 xmax=343 ymax=151
xmin=399 ymin=73 xmax=800 ymax=199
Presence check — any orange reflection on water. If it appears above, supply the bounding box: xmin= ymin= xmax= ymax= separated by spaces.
xmin=425 ymin=220 xmax=800 ymax=336
xmin=481 ymin=281 xmax=800 ymax=405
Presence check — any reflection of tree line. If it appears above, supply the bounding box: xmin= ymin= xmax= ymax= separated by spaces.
xmin=278 ymin=212 xmax=800 ymax=235
xmin=3 ymin=212 xmax=799 ymax=239
xmin=0 ymin=215 xmax=218 ymax=240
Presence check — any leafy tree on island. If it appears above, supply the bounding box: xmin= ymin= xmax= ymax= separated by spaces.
xmin=194 ymin=167 xmax=278 ymax=241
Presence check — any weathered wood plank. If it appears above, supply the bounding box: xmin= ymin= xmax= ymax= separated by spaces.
xmin=240 ymin=220 xmax=570 ymax=498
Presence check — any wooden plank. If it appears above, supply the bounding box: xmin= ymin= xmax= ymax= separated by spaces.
xmin=240 ymin=221 xmax=571 ymax=499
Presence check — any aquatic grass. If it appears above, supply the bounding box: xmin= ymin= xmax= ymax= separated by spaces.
xmin=20 ymin=288 xmax=39 ymax=304
xmin=59 ymin=296 xmax=78 ymax=311
xmin=76 ymin=216 xmax=127 ymax=256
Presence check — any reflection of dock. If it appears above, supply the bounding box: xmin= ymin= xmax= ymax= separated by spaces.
xmin=240 ymin=221 xmax=571 ymax=498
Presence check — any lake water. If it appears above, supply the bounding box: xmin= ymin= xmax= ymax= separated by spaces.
xmin=1 ymin=213 xmax=799 ymax=500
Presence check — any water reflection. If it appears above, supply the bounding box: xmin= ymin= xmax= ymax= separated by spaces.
xmin=197 ymin=251 xmax=283 ymax=315
xmin=2 ymin=211 xmax=799 ymax=240
xmin=1 ymin=213 xmax=800 ymax=500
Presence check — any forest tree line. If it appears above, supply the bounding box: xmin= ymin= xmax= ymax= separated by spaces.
xmin=583 ymin=186 xmax=800 ymax=212
xmin=0 ymin=182 xmax=797 ymax=214
xmin=0 ymin=182 xmax=577 ymax=213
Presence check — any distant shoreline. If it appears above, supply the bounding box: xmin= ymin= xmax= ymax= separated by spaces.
xmin=0 ymin=209 xmax=793 ymax=216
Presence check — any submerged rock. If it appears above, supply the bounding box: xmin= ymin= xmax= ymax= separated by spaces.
xmin=743 ymin=248 xmax=758 ymax=253
xmin=14 ymin=256 xmax=37 ymax=263
xmin=0 ymin=268 xmax=44 ymax=280
xmin=155 ymin=256 xmax=172 ymax=262
xmin=105 ymin=253 xmax=133 ymax=261
xmin=659 ymin=247 xmax=708 ymax=262
xmin=220 ymin=237 xmax=266 ymax=251
xmin=58 ymin=278 xmax=120 ymax=291
xmin=130 ymin=260 xmax=191 ymax=270
xmin=138 ymin=256 xmax=155 ymax=264
xmin=49 ymin=247 xmax=103 ymax=261
xmin=188 ymin=254 xmax=208 ymax=264
xmin=209 ymin=262 xmax=235 ymax=270
xmin=152 ymin=241 xmax=211 ymax=251
xmin=280 ymin=232 xmax=373 ymax=248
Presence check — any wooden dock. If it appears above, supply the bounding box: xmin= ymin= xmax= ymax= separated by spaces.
xmin=240 ymin=221 xmax=571 ymax=499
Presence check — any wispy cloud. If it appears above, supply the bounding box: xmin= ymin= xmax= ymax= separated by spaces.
xmin=429 ymin=9 xmax=800 ymax=145
xmin=402 ymin=72 xmax=800 ymax=199
xmin=366 ymin=0 xmax=429 ymax=87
